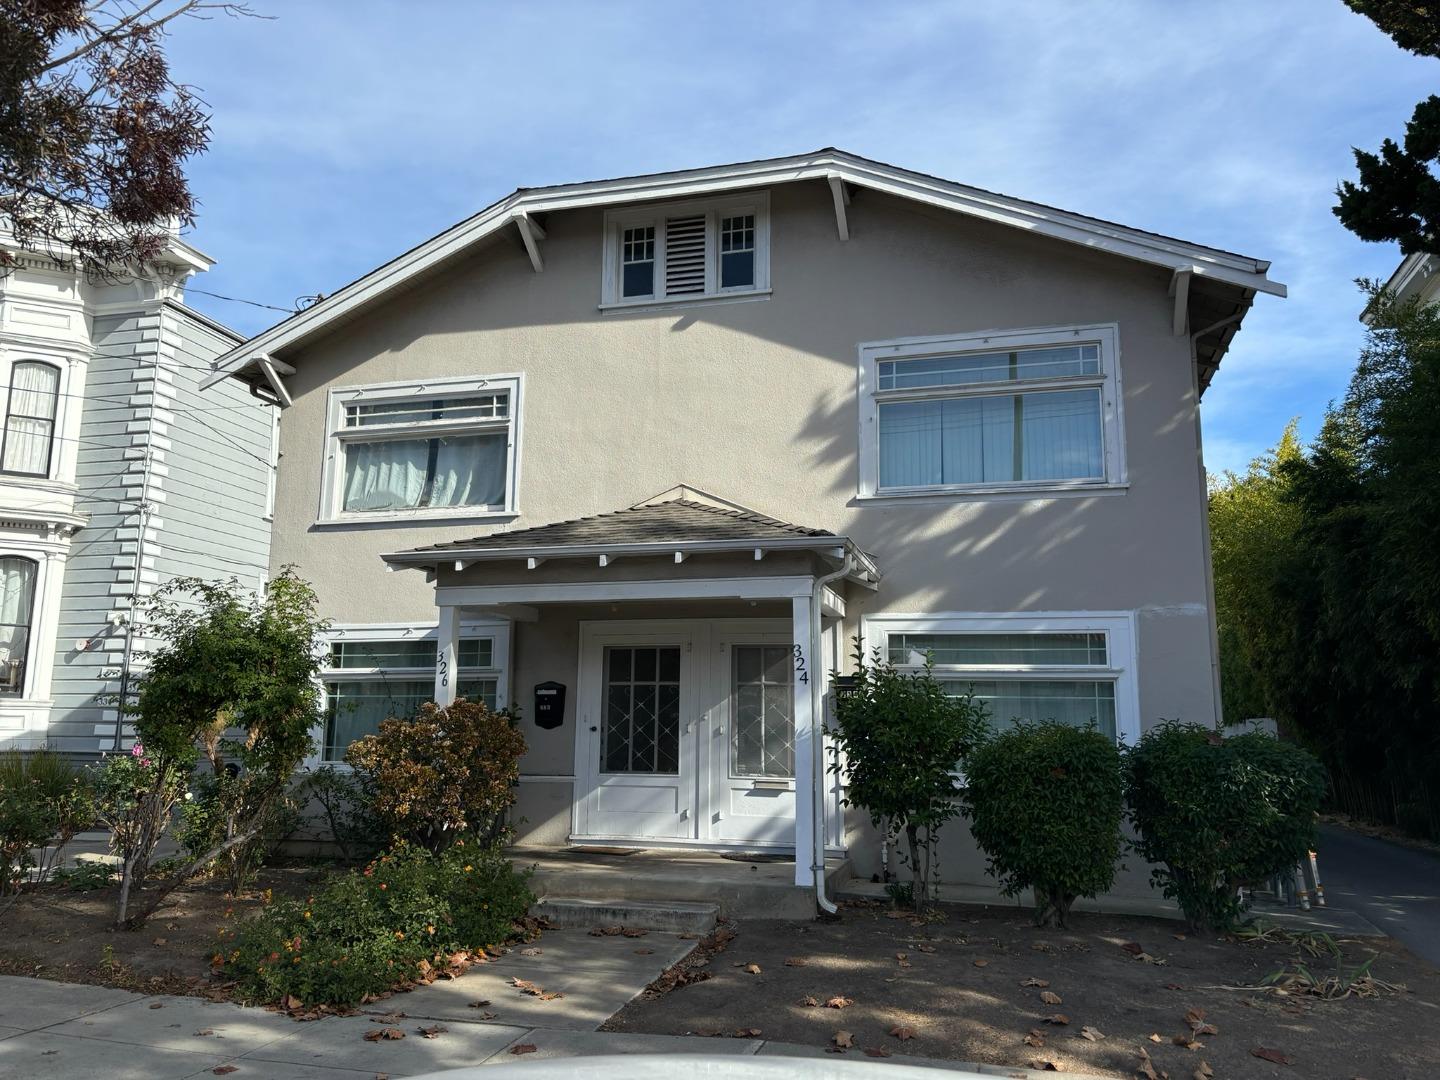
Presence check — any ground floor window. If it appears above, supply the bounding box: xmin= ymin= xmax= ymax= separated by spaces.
xmin=0 ymin=556 xmax=36 ymax=696
xmin=319 ymin=623 xmax=510 ymax=760
xmin=865 ymin=613 xmax=1138 ymax=743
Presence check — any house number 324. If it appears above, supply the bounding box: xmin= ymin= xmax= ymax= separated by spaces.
xmin=793 ymin=643 xmax=809 ymax=685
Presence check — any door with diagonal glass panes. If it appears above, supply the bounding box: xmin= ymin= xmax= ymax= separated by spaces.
xmin=702 ymin=630 xmax=797 ymax=844
xmin=577 ymin=628 xmax=698 ymax=840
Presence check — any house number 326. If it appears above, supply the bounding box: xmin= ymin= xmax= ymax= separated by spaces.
xmin=793 ymin=643 xmax=809 ymax=685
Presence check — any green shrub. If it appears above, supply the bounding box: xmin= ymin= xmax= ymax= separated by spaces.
xmin=222 ymin=838 xmax=532 ymax=1007
xmin=0 ymin=749 xmax=95 ymax=901
xmin=346 ymin=699 xmax=526 ymax=852
xmin=1125 ymin=722 xmax=1326 ymax=931
xmin=828 ymin=641 xmax=989 ymax=912
xmin=52 ymin=862 xmax=115 ymax=892
xmin=297 ymin=765 xmax=384 ymax=863
xmin=964 ymin=722 xmax=1123 ymax=928
xmin=176 ymin=771 xmax=301 ymax=894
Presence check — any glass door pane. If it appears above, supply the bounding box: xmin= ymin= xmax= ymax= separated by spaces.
xmin=602 ymin=646 xmax=681 ymax=773
xmin=731 ymin=645 xmax=794 ymax=778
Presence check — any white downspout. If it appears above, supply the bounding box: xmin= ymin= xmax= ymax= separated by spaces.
xmin=811 ymin=554 xmax=852 ymax=916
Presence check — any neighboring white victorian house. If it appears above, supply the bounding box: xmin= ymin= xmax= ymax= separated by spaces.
xmin=0 ymin=229 xmax=274 ymax=752
xmin=1382 ymin=252 xmax=1440 ymax=306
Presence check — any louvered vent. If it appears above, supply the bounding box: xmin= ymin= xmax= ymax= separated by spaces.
xmin=664 ymin=215 xmax=707 ymax=295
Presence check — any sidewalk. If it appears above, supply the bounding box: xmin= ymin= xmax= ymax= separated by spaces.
xmin=0 ymin=927 xmax=1110 ymax=1079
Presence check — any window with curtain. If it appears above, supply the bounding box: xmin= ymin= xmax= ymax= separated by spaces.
xmin=325 ymin=377 xmax=521 ymax=520
xmin=862 ymin=329 xmax=1122 ymax=495
xmin=2 ymin=362 xmax=60 ymax=477
xmin=321 ymin=635 xmax=500 ymax=760
xmin=0 ymin=557 xmax=37 ymax=696
xmin=881 ymin=623 xmax=1127 ymax=741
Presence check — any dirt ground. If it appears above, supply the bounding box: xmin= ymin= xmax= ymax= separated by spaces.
xmin=0 ymin=865 xmax=325 ymax=996
xmin=604 ymin=900 xmax=1440 ymax=1079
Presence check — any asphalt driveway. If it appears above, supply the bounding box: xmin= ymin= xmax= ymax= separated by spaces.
xmin=1317 ymin=823 xmax=1440 ymax=965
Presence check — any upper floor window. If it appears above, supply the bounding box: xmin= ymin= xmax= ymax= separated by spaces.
xmin=858 ymin=325 xmax=1124 ymax=498
xmin=0 ymin=556 xmax=37 ymax=696
xmin=320 ymin=374 xmax=523 ymax=524
xmin=602 ymin=194 xmax=770 ymax=309
xmin=2 ymin=361 xmax=60 ymax=478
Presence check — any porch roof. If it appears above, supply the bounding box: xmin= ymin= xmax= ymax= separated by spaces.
xmin=381 ymin=499 xmax=880 ymax=587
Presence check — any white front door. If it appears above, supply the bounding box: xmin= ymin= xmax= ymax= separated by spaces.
xmin=574 ymin=620 xmax=797 ymax=848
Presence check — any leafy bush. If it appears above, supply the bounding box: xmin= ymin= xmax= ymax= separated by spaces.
xmin=176 ymin=770 xmax=300 ymax=893
xmin=91 ymin=746 xmax=188 ymax=897
xmin=829 ymin=641 xmax=989 ymax=912
xmin=1125 ymin=722 xmax=1326 ymax=931
xmin=52 ymin=862 xmax=115 ymax=892
xmin=963 ymin=722 xmax=1123 ymax=928
xmin=297 ymin=765 xmax=383 ymax=862
xmin=346 ymin=699 xmax=526 ymax=853
xmin=222 ymin=838 xmax=532 ymax=1007
xmin=0 ymin=749 xmax=95 ymax=904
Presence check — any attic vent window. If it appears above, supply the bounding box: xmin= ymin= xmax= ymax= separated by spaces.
xmin=603 ymin=193 xmax=769 ymax=309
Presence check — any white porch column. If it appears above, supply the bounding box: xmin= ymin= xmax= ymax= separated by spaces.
xmin=435 ymin=604 xmax=461 ymax=707
xmin=792 ymin=593 xmax=816 ymax=888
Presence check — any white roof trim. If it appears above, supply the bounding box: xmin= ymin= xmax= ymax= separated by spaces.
xmin=202 ymin=148 xmax=1286 ymax=388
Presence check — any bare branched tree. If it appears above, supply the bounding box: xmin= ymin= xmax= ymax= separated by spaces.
xmin=0 ymin=0 xmax=256 ymax=269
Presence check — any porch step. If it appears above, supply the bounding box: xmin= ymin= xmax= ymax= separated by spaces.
xmin=532 ymin=896 xmax=719 ymax=934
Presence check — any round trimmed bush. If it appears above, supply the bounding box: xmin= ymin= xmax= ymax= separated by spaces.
xmin=963 ymin=721 xmax=1124 ymax=928
xmin=1124 ymin=722 xmax=1326 ymax=931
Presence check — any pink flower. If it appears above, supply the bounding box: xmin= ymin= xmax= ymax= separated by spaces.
xmin=130 ymin=742 xmax=145 ymax=758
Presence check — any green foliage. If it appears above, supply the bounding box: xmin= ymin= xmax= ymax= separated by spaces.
xmin=346 ymin=698 xmax=526 ymax=853
xmin=90 ymin=747 xmax=187 ymax=886
xmin=1211 ymin=289 xmax=1440 ymax=839
xmin=175 ymin=771 xmax=300 ymax=894
xmin=1124 ymin=722 xmax=1326 ymax=931
xmin=963 ymin=722 xmax=1123 ymax=928
xmin=828 ymin=641 xmax=989 ymax=912
xmin=222 ymin=838 xmax=533 ymax=1007
xmin=0 ymin=749 xmax=94 ymax=901
xmin=297 ymin=765 xmax=384 ymax=863
xmin=52 ymin=862 xmax=115 ymax=892
xmin=1335 ymin=4 xmax=1439 ymax=254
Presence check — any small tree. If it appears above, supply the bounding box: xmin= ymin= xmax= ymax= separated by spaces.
xmin=963 ymin=722 xmax=1123 ymax=928
xmin=828 ymin=641 xmax=988 ymax=913
xmin=1125 ymin=722 xmax=1327 ymax=932
xmin=113 ymin=569 xmax=325 ymax=928
xmin=346 ymin=698 xmax=527 ymax=853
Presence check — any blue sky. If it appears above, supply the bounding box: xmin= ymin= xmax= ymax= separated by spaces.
xmin=166 ymin=1 xmax=1434 ymax=476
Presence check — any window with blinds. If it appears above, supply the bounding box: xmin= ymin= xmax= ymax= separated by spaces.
xmin=606 ymin=196 xmax=768 ymax=305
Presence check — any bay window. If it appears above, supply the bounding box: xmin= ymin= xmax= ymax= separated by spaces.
xmin=320 ymin=624 xmax=510 ymax=761
xmin=321 ymin=375 xmax=522 ymax=523
xmin=0 ymin=557 xmax=37 ymax=696
xmin=859 ymin=325 xmax=1124 ymax=497
xmin=865 ymin=613 xmax=1139 ymax=744
xmin=2 ymin=361 xmax=60 ymax=478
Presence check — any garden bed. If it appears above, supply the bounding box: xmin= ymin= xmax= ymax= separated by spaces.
xmin=0 ymin=864 xmax=323 ymax=996
xmin=603 ymin=900 xmax=1440 ymax=1078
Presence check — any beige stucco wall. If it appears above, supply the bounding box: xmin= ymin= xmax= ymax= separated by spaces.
xmin=270 ymin=179 xmax=1217 ymax=899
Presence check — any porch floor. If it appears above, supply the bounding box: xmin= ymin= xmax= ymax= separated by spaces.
xmin=509 ymin=846 xmax=850 ymax=920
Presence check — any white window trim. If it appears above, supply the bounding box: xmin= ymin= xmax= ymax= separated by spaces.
xmin=599 ymin=192 xmax=771 ymax=311
xmin=856 ymin=323 xmax=1127 ymax=501
xmin=317 ymin=373 xmax=524 ymax=525
xmin=307 ymin=619 xmax=513 ymax=767
xmin=0 ymin=348 xmax=78 ymax=486
xmin=860 ymin=611 xmax=1141 ymax=747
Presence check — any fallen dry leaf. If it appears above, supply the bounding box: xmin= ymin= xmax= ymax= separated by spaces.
xmin=1121 ymin=941 xmax=1144 ymax=955
xmin=622 ymin=928 xmax=647 ymax=938
xmin=973 ymin=958 xmax=990 ymax=968
xmin=1039 ymin=990 xmax=1063 ymax=1005
xmin=467 ymin=1000 xmax=491 ymax=1008
xmin=634 ymin=948 xmax=653 ymax=955
xmin=734 ymin=1028 xmax=762 ymax=1037
xmin=896 ymin=952 xmax=912 ymax=967
xmin=1079 ymin=1026 xmax=1105 ymax=1041
xmin=863 ymin=1046 xmax=892 ymax=1058
xmin=193 ymin=1029 xmax=215 ymax=1037
xmin=832 ymin=1030 xmax=854 ymax=1048
xmin=519 ymin=947 xmax=542 ymax=957
xmin=825 ymin=995 xmax=854 ymax=1009
xmin=1252 ymin=1047 xmax=1294 ymax=1066
xmin=1025 ymin=1029 xmax=1047 ymax=1048
xmin=363 ymin=1028 xmax=406 ymax=1042
xmin=418 ymin=1024 xmax=447 ymax=1039
xmin=510 ymin=1043 xmax=537 ymax=1055
xmin=744 ymin=963 xmax=762 ymax=975
xmin=914 ymin=943 xmax=936 ymax=953
xmin=1148 ymin=1033 xmax=1164 ymax=1043
xmin=1194 ymin=1063 xmax=1213 ymax=1080
xmin=1021 ymin=977 xmax=1050 ymax=988
xmin=152 ymin=937 xmax=167 ymax=946
xmin=1043 ymin=1013 xmax=1070 ymax=1026
xmin=1165 ymin=982 xmax=1184 ymax=991
xmin=798 ymin=995 xmax=820 ymax=1007
xmin=784 ymin=957 xmax=807 ymax=967
xmin=889 ymin=1024 xmax=916 ymax=1041
xmin=1174 ymin=1034 xmax=1203 ymax=1050
xmin=1029 ymin=1058 xmax=1060 ymax=1071
xmin=148 ymin=1003 xmax=164 ymax=1010
xmin=1137 ymin=1047 xmax=1163 ymax=1080
xmin=211 ymin=1069 xmax=237 ymax=1077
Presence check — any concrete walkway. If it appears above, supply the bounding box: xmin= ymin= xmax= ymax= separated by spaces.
xmin=0 ymin=927 xmax=1106 ymax=1078
xmin=1316 ymin=822 xmax=1440 ymax=965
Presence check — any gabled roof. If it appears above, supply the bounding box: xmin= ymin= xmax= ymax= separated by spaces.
xmin=203 ymin=148 xmax=1286 ymax=388
xmin=381 ymin=497 xmax=880 ymax=585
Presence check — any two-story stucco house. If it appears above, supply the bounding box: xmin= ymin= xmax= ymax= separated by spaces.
xmin=0 ymin=228 xmax=275 ymax=754
xmin=205 ymin=149 xmax=1283 ymax=909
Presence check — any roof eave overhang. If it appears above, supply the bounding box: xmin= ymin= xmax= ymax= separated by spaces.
xmin=381 ymin=534 xmax=881 ymax=588
xmin=202 ymin=149 xmax=1286 ymax=389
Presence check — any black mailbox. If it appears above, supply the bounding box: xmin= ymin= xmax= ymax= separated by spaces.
xmin=534 ymin=681 xmax=566 ymax=729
